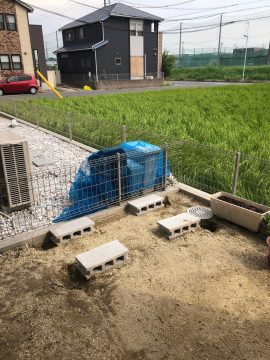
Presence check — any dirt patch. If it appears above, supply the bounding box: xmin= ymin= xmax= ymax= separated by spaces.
xmin=0 ymin=192 xmax=269 ymax=360
xmin=218 ymin=195 xmax=265 ymax=214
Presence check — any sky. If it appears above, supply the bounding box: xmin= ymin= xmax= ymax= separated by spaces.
xmin=25 ymin=0 xmax=270 ymax=57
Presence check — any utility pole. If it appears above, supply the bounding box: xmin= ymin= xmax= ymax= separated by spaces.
xmin=268 ymin=41 xmax=270 ymax=65
xmin=56 ymin=31 xmax=59 ymax=49
xmin=242 ymin=21 xmax=249 ymax=81
xmin=45 ymin=42 xmax=49 ymax=60
xmin=217 ymin=14 xmax=223 ymax=66
xmin=178 ymin=22 xmax=182 ymax=68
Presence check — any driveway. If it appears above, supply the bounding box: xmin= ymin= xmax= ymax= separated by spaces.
xmin=0 ymin=80 xmax=240 ymax=100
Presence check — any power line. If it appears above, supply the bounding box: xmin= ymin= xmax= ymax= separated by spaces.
xmin=165 ymin=4 xmax=270 ymax=21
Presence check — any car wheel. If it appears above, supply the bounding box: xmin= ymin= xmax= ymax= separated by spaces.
xmin=30 ymin=87 xmax=37 ymax=95
xmin=0 ymin=89 xmax=3 ymax=96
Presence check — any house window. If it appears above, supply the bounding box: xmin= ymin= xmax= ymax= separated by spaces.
xmin=6 ymin=14 xmax=16 ymax=31
xmin=0 ymin=55 xmax=11 ymax=70
xmin=11 ymin=55 xmax=22 ymax=70
xmin=130 ymin=22 xmax=136 ymax=36
xmin=130 ymin=20 xmax=144 ymax=37
xmin=0 ymin=14 xmax=4 ymax=30
xmin=151 ymin=22 xmax=155 ymax=33
xmin=115 ymin=57 xmax=121 ymax=65
xmin=66 ymin=30 xmax=74 ymax=42
xmin=137 ymin=22 xmax=143 ymax=37
xmin=79 ymin=26 xmax=87 ymax=40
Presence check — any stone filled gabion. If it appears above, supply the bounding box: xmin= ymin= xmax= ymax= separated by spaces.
xmin=0 ymin=117 xmax=89 ymax=240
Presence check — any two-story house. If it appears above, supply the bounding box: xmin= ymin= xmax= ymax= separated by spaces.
xmin=0 ymin=0 xmax=35 ymax=78
xmin=55 ymin=3 xmax=163 ymax=83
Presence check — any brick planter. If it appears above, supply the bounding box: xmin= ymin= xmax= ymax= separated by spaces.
xmin=210 ymin=192 xmax=270 ymax=232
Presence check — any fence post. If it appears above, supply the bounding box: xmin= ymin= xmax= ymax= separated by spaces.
xmin=36 ymin=106 xmax=39 ymax=128
xmin=163 ymin=145 xmax=168 ymax=191
xmin=13 ymin=101 xmax=17 ymax=118
xmin=68 ymin=112 xmax=73 ymax=141
xmin=232 ymin=152 xmax=241 ymax=195
xmin=116 ymin=153 xmax=122 ymax=206
xmin=122 ymin=125 xmax=127 ymax=143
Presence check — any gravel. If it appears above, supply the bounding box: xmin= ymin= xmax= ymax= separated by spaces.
xmin=0 ymin=116 xmax=89 ymax=240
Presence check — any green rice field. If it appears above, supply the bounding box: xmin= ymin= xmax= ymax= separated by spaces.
xmin=1 ymin=83 xmax=270 ymax=205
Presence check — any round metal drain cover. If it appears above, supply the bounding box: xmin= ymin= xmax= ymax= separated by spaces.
xmin=188 ymin=206 xmax=213 ymax=219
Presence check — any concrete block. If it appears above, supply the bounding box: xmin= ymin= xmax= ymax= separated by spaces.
xmin=32 ymin=156 xmax=54 ymax=167
xmin=50 ymin=217 xmax=95 ymax=245
xmin=75 ymin=240 xmax=129 ymax=280
xmin=157 ymin=212 xmax=200 ymax=239
xmin=127 ymin=194 xmax=164 ymax=216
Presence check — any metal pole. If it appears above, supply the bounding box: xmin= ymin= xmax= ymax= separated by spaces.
xmin=45 ymin=42 xmax=49 ymax=61
xmin=163 ymin=146 xmax=168 ymax=191
xmin=13 ymin=101 xmax=17 ymax=118
xmin=217 ymin=14 xmax=223 ymax=66
xmin=68 ymin=112 xmax=72 ymax=141
xmin=56 ymin=31 xmax=59 ymax=49
xmin=232 ymin=152 xmax=241 ymax=195
xmin=116 ymin=153 xmax=122 ymax=206
xmin=178 ymin=22 xmax=182 ymax=68
xmin=267 ymin=40 xmax=270 ymax=65
xmin=242 ymin=21 xmax=249 ymax=81
xmin=144 ymin=54 xmax=147 ymax=78
xmin=36 ymin=106 xmax=39 ymax=128
xmin=122 ymin=125 xmax=127 ymax=143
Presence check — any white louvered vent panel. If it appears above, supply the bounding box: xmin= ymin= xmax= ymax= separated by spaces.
xmin=2 ymin=143 xmax=31 ymax=207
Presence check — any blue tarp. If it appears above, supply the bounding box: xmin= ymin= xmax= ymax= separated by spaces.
xmin=54 ymin=141 xmax=170 ymax=222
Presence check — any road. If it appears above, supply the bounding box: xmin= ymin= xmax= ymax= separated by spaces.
xmin=0 ymin=80 xmax=239 ymax=100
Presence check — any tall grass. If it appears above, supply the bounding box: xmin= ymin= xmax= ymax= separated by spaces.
xmin=167 ymin=65 xmax=270 ymax=81
xmin=1 ymin=83 xmax=270 ymax=205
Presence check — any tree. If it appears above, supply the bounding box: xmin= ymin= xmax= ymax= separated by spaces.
xmin=162 ymin=51 xmax=176 ymax=77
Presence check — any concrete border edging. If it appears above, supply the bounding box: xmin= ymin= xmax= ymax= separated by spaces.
xmin=2 ymin=185 xmax=205 ymax=253
xmin=178 ymin=182 xmax=211 ymax=205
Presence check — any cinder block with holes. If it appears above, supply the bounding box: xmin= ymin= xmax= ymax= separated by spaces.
xmin=50 ymin=217 xmax=95 ymax=245
xmin=127 ymin=194 xmax=164 ymax=216
xmin=157 ymin=212 xmax=200 ymax=239
xmin=75 ymin=240 xmax=129 ymax=280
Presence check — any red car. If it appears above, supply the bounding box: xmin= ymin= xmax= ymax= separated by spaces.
xmin=0 ymin=74 xmax=39 ymax=96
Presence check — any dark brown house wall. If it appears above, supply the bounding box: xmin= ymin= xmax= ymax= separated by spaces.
xmin=0 ymin=0 xmax=22 ymax=78
xmin=29 ymin=24 xmax=47 ymax=77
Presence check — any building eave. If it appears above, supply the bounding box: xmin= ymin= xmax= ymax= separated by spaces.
xmin=15 ymin=0 xmax=34 ymax=12
xmin=54 ymin=40 xmax=108 ymax=54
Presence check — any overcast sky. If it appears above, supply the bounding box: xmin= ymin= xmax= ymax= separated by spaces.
xmin=26 ymin=0 xmax=270 ymax=57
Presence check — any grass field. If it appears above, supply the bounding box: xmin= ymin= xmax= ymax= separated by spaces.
xmin=1 ymin=83 xmax=270 ymax=204
xmin=167 ymin=65 xmax=270 ymax=82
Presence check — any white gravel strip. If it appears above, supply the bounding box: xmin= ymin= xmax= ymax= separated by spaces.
xmin=0 ymin=116 xmax=90 ymax=240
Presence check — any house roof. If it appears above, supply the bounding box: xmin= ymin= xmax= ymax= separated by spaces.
xmin=15 ymin=0 xmax=33 ymax=12
xmin=60 ymin=3 xmax=163 ymax=31
xmin=54 ymin=40 xmax=108 ymax=54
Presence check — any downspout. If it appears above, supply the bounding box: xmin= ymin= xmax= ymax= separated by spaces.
xmin=100 ymin=20 xmax=105 ymax=42
xmin=94 ymin=50 xmax=98 ymax=82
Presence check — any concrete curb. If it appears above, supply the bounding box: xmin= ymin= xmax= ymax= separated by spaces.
xmin=178 ymin=182 xmax=211 ymax=205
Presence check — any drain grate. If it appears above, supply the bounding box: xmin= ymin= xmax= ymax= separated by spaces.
xmin=188 ymin=206 xmax=213 ymax=219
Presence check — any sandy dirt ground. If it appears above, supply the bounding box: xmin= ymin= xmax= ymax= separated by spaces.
xmin=0 ymin=193 xmax=269 ymax=360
